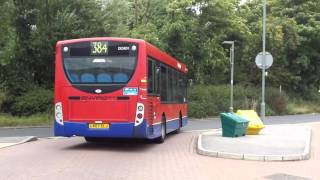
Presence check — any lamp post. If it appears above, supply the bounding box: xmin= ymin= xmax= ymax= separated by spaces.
xmin=223 ymin=41 xmax=235 ymax=112
xmin=261 ymin=0 xmax=267 ymax=122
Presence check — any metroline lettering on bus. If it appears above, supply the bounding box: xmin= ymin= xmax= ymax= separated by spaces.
xmin=54 ymin=37 xmax=188 ymax=143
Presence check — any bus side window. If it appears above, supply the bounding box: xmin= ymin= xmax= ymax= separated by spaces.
xmin=173 ymin=70 xmax=178 ymax=103
xmin=183 ymin=76 xmax=187 ymax=102
xmin=154 ymin=62 xmax=160 ymax=95
xmin=168 ymin=68 xmax=173 ymax=102
xmin=178 ymin=72 xmax=184 ymax=103
xmin=148 ymin=59 xmax=154 ymax=94
xmin=160 ymin=64 xmax=167 ymax=102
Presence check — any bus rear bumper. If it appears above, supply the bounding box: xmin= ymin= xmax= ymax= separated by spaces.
xmin=54 ymin=120 xmax=148 ymax=138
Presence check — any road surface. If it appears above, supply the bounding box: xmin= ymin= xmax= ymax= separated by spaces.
xmin=0 ymin=124 xmax=319 ymax=180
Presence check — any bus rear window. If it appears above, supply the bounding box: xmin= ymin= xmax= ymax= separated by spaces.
xmin=62 ymin=41 xmax=138 ymax=84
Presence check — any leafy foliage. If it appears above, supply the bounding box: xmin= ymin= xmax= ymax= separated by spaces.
xmin=0 ymin=0 xmax=319 ymax=116
xmin=7 ymin=88 xmax=53 ymax=116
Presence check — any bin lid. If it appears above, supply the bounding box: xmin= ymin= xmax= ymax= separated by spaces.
xmin=236 ymin=110 xmax=264 ymax=125
xmin=220 ymin=112 xmax=249 ymax=123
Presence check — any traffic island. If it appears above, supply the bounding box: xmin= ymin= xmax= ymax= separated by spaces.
xmin=0 ymin=136 xmax=37 ymax=149
xmin=197 ymin=125 xmax=312 ymax=161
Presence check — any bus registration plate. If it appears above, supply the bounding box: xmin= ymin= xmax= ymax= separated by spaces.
xmin=88 ymin=123 xmax=109 ymax=129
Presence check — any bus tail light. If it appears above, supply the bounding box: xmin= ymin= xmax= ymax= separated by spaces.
xmin=137 ymin=113 xmax=143 ymax=119
xmin=55 ymin=102 xmax=64 ymax=125
xmin=134 ymin=103 xmax=144 ymax=126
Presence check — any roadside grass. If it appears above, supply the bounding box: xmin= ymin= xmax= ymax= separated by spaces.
xmin=0 ymin=113 xmax=52 ymax=127
xmin=287 ymin=100 xmax=320 ymax=115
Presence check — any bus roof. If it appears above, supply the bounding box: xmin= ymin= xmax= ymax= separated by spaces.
xmin=145 ymin=42 xmax=187 ymax=74
xmin=57 ymin=37 xmax=187 ymax=74
xmin=56 ymin=37 xmax=145 ymax=46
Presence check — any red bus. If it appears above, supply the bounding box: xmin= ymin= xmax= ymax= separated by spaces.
xmin=54 ymin=37 xmax=188 ymax=142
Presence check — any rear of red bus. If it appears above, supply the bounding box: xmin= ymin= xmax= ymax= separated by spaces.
xmin=54 ymin=37 xmax=150 ymax=138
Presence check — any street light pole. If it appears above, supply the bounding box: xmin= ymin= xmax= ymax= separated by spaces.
xmin=261 ymin=0 xmax=267 ymax=121
xmin=223 ymin=41 xmax=235 ymax=113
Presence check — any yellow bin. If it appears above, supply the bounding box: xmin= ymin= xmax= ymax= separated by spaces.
xmin=236 ymin=110 xmax=264 ymax=135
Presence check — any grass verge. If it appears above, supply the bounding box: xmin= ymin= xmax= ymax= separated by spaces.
xmin=0 ymin=113 xmax=52 ymax=127
xmin=287 ymin=100 xmax=320 ymax=115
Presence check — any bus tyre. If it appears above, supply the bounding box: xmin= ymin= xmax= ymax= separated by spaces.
xmin=173 ymin=114 xmax=182 ymax=134
xmin=156 ymin=119 xmax=166 ymax=143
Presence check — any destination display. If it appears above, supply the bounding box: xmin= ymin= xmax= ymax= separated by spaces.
xmin=67 ymin=41 xmax=137 ymax=57
xmin=91 ymin=41 xmax=108 ymax=55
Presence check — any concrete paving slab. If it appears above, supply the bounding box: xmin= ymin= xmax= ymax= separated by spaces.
xmin=0 ymin=136 xmax=37 ymax=149
xmin=197 ymin=125 xmax=312 ymax=161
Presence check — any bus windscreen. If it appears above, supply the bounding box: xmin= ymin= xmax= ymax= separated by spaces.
xmin=62 ymin=41 xmax=138 ymax=84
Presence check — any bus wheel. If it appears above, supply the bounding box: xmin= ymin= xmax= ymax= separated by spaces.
xmin=156 ymin=116 xmax=166 ymax=143
xmin=84 ymin=137 xmax=103 ymax=143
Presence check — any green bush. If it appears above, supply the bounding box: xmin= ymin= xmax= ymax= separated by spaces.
xmin=9 ymin=88 xmax=53 ymax=116
xmin=188 ymin=85 xmax=218 ymax=118
xmin=233 ymin=85 xmax=260 ymax=110
xmin=189 ymin=101 xmax=210 ymax=118
xmin=265 ymin=104 xmax=275 ymax=116
xmin=187 ymin=85 xmax=292 ymax=118
xmin=302 ymin=87 xmax=320 ymax=102
xmin=0 ymin=92 xmax=5 ymax=111
xmin=188 ymin=85 xmax=260 ymax=118
xmin=265 ymin=87 xmax=288 ymax=115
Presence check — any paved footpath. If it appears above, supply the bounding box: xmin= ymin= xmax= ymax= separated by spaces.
xmin=0 ymin=125 xmax=320 ymax=180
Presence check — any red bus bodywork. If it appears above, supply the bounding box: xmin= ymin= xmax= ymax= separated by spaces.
xmin=54 ymin=37 xmax=188 ymax=139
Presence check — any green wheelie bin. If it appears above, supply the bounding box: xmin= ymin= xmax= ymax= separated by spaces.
xmin=220 ymin=113 xmax=249 ymax=137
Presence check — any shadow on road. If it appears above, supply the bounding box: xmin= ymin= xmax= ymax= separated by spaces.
xmin=62 ymin=133 xmax=177 ymax=152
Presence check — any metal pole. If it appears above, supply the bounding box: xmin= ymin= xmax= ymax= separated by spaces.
xmin=261 ymin=0 xmax=267 ymax=121
xmin=230 ymin=43 xmax=234 ymax=112
xmin=222 ymin=41 xmax=235 ymax=113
